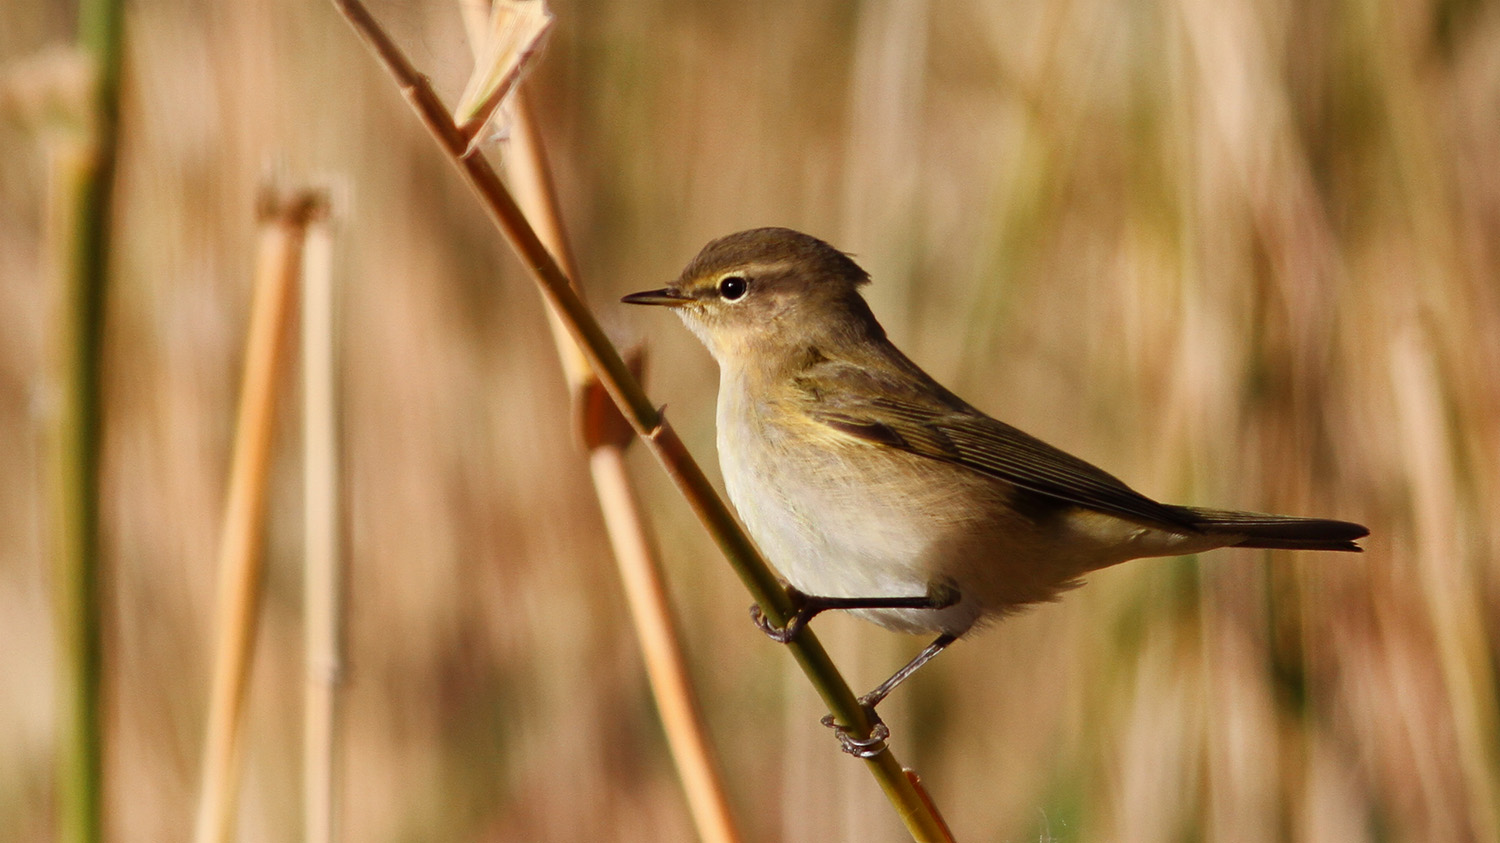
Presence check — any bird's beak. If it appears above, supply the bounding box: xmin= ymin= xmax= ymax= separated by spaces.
xmin=621 ymin=287 xmax=692 ymax=307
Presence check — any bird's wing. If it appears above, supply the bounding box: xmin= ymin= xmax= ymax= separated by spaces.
xmin=796 ymin=363 xmax=1199 ymax=530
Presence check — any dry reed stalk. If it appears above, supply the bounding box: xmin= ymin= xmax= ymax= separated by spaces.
xmin=453 ymin=2 xmax=740 ymax=836
xmin=329 ymin=2 xmax=955 ymax=838
xmin=588 ymin=446 xmax=744 ymax=843
xmin=300 ymin=204 xmax=341 ymax=843
xmin=193 ymin=191 xmax=320 ymax=843
xmin=506 ymin=88 xmax=745 ymax=843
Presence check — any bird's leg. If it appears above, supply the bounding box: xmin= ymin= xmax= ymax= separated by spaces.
xmin=747 ymin=584 xmax=960 ymax=756
xmin=749 ymin=582 xmax=959 ymax=643
xmin=821 ymin=632 xmax=959 ymax=757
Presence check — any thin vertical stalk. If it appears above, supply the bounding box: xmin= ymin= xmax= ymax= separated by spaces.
xmin=455 ymin=4 xmax=742 ymax=837
xmin=588 ymin=447 xmax=743 ymax=843
xmin=49 ymin=150 xmax=108 ymax=843
xmin=503 ymin=86 xmax=744 ymax=843
xmin=51 ymin=0 xmax=125 ymax=836
xmin=301 ymin=206 xmax=341 ymax=843
xmin=193 ymin=193 xmax=318 ymax=843
xmin=455 ymin=21 xmax=746 ymax=836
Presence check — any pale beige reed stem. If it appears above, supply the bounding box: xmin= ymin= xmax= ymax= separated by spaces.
xmin=301 ymin=206 xmax=342 ymax=843
xmin=193 ymin=193 xmax=319 ymax=843
xmin=456 ymin=4 xmax=743 ymax=840
xmin=509 ymin=93 xmax=743 ymax=843
xmin=509 ymin=92 xmax=749 ymax=840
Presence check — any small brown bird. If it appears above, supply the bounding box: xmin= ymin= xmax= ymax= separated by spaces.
xmin=624 ymin=227 xmax=1367 ymax=754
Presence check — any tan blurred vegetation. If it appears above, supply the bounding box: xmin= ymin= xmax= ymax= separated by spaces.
xmin=4 ymin=0 xmax=1500 ymax=840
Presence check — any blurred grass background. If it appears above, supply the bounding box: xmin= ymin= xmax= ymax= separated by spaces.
xmin=4 ymin=0 xmax=1499 ymax=839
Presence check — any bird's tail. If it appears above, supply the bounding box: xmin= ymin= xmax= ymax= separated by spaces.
xmin=1177 ymin=507 xmax=1369 ymax=552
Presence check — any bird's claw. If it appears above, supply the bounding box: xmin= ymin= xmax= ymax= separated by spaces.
xmin=750 ymin=600 xmax=798 ymax=639
xmin=749 ymin=603 xmax=800 ymax=643
xmin=750 ymin=586 xmax=810 ymax=643
xmin=820 ymin=709 xmax=890 ymax=758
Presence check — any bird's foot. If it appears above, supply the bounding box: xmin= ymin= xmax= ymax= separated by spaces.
xmin=749 ymin=586 xmax=811 ymax=643
xmin=820 ymin=698 xmax=890 ymax=758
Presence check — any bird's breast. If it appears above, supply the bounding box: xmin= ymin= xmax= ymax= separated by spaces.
xmin=714 ymin=379 xmax=1029 ymax=633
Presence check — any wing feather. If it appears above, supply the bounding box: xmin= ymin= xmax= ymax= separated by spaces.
xmin=796 ymin=360 xmax=1199 ymax=530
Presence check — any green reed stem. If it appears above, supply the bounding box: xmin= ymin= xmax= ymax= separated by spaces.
xmin=52 ymin=0 xmax=125 ymax=837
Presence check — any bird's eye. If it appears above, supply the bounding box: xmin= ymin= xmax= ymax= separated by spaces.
xmin=718 ymin=275 xmax=749 ymax=301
